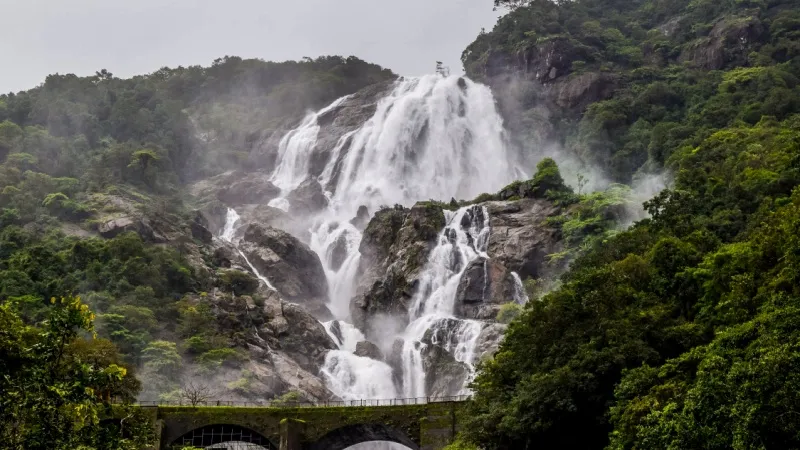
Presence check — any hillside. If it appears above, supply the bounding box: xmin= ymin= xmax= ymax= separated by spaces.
xmin=457 ymin=0 xmax=800 ymax=448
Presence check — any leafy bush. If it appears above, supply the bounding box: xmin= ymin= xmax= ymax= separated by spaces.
xmin=496 ymin=303 xmax=523 ymax=324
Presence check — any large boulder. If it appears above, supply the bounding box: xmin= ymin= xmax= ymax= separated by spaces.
xmin=98 ymin=216 xmax=157 ymax=241
xmin=354 ymin=341 xmax=383 ymax=361
xmin=349 ymin=205 xmax=371 ymax=230
xmin=239 ymin=224 xmax=330 ymax=317
xmin=277 ymin=303 xmax=338 ymax=372
xmin=286 ymin=179 xmax=328 ymax=216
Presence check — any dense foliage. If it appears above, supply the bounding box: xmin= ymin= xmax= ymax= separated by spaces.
xmin=465 ymin=0 xmax=800 ymax=183
xmin=0 ymin=296 xmax=152 ymax=449
xmin=461 ymin=0 xmax=800 ymax=447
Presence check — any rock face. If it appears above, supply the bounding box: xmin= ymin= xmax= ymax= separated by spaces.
xmin=329 ymin=233 xmax=349 ymax=272
xmin=486 ymin=199 xmax=563 ymax=281
xmin=190 ymin=212 xmax=214 ymax=243
xmin=350 ymin=203 xmax=445 ymax=335
xmin=239 ymin=224 xmax=331 ymax=318
xmin=452 ymin=198 xmax=562 ymax=319
xmin=679 ymin=16 xmax=764 ymax=70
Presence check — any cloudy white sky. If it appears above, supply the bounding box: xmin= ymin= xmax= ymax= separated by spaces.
xmin=0 ymin=0 xmax=503 ymax=93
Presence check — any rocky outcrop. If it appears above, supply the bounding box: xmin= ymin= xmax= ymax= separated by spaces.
xmin=350 ymin=203 xmax=445 ymax=334
xmin=349 ymin=205 xmax=371 ymax=230
xmin=474 ymin=323 xmax=507 ymax=364
xmin=454 ymin=258 xmax=515 ymax=320
xmin=98 ymin=217 xmax=153 ymax=239
xmin=190 ymin=211 xmax=214 ymax=243
xmin=354 ymin=341 xmax=383 ymax=360
xmin=278 ymin=303 xmax=338 ymax=372
xmin=234 ymin=204 xmax=306 ymax=241
xmin=441 ymin=198 xmax=562 ymax=320
xmin=175 ymin=291 xmax=337 ymax=403
xmin=239 ymin=224 xmax=331 ymax=318
xmin=286 ymin=179 xmax=328 ymax=216
xmin=329 ymin=233 xmax=349 ymax=272
xmin=191 ymin=170 xmax=280 ymax=206
xmin=679 ymin=16 xmax=764 ymax=70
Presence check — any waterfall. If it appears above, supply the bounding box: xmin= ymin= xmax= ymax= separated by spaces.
xmin=401 ymin=206 xmax=490 ymax=397
xmin=262 ymin=74 xmax=524 ymax=402
xmin=268 ymin=96 xmax=351 ymax=211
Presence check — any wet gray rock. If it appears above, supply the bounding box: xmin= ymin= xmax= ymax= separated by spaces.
xmin=387 ymin=338 xmax=405 ymax=389
xmin=349 ymin=205 xmax=371 ymax=230
xmin=330 ymin=237 xmax=349 ymax=273
xmin=286 ymin=179 xmax=328 ymax=216
xmin=354 ymin=341 xmax=383 ymax=361
xmin=239 ymin=224 xmax=330 ymax=318
xmin=309 ymin=81 xmax=395 ymax=190
xmin=192 ymin=170 xmax=280 ymax=207
xmin=474 ymin=323 xmax=508 ymax=363
xmin=278 ymin=303 xmax=338 ymax=372
xmin=421 ymin=344 xmax=470 ymax=398
xmin=457 ymin=257 xmax=489 ymax=304
xmin=350 ymin=203 xmax=445 ymax=334
xmin=486 ymin=198 xmax=563 ymax=281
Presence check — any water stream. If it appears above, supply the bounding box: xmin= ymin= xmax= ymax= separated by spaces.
xmin=250 ymin=74 xmax=525 ymax=402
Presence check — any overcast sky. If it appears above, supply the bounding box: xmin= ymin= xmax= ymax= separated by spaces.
xmin=0 ymin=0 xmax=503 ymax=93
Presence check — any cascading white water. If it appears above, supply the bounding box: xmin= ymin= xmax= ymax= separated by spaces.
xmin=311 ymin=75 xmax=521 ymax=321
xmin=401 ymin=206 xmax=490 ymax=397
xmin=264 ymin=74 xmax=524 ymax=404
xmin=268 ymin=96 xmax=351 ymax=211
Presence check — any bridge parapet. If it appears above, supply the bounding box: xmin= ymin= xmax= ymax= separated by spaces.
xmin=148 ymin=400 xmax=468 ymax=450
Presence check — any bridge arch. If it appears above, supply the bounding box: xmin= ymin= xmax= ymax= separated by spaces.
xmin=170 ymin=423 xmax=277 ymax=449
xmin=305 ymin=423 xmax=419 ymax=450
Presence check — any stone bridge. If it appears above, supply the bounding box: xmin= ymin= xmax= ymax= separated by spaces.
xmin=137 ymin=401 xmax=468 ymax=450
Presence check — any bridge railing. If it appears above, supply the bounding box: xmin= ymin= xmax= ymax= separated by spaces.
xmin=134 ymin=395 xmax=470 ymax=408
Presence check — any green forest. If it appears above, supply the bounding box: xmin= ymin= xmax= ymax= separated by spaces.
xmin=457 ymin=0 xmax=800 ymax=448
xmin=2 ymin=0 xmax=800 ymax=447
